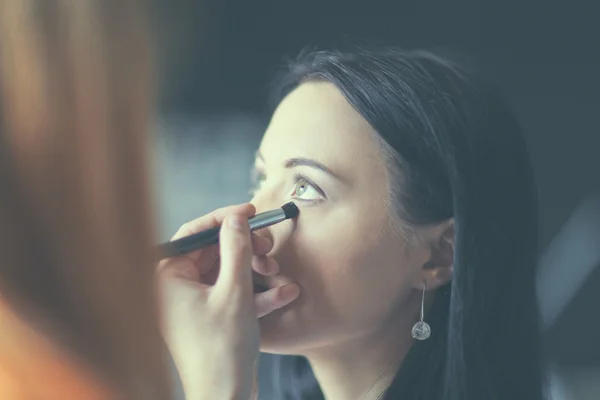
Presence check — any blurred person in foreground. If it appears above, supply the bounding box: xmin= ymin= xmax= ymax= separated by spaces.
xmin=0 ymin=1 xmax=299 ymax=399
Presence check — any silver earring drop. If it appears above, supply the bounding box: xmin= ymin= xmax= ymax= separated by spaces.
xmin=411 ymin=281 xmax=431 ymax=340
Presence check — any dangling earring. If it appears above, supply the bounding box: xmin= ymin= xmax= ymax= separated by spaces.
xmin=411 ymin=281 xmax=431 ymax=340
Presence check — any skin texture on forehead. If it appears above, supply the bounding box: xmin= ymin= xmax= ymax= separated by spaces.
xmin=265 ymin=81 xmax=388 ymax=191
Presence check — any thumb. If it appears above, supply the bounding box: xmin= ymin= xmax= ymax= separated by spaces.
xmin=214 ymin=214 xmax=253 ymax=297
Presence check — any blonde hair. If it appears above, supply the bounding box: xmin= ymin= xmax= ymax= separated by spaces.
xmin=0 ymin=0 xmax=170 ymax=397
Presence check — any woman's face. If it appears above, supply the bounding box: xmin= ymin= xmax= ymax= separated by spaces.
xmin=252 ymin=82 xmax=427 ymax=355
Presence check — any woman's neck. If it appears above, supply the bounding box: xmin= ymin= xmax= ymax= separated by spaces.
xmin=305 ymin=316 xmax=415 ymax=400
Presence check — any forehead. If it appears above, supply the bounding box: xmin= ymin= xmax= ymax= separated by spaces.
xmin=260 ymin=82 xmax=385 ymax=175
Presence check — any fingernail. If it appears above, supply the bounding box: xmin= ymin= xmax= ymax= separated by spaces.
xmin=261 ymin=259 xmax=273 ymax=275
xmin=279 ymin=283 xmax=300 ymax=301
xmin=253 ymin=256 xmax=268 ymax=274
xmin=175 ymin=266 xmax=198 ymax=280
xmin=260 ymin=235 xmax=273 ymax=248
xmin=264 ymin=260 xmax=277 ymax=275
xmin=227 ymin=215 xmax=246 ymax=230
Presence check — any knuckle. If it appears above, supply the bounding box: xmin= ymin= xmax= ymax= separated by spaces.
xmin=226 ymin=239 xmax=251 ymax=260
xmin=238 ymin=239 xmax=252 ymax=255
xmin=155 ymin=264 xmax=175 ymax=282
xmin=155 ymin=259 xmax=170 ymax=276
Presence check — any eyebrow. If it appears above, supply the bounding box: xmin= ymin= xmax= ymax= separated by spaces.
xmin=256 ymin=151 xmax=344 ymax=181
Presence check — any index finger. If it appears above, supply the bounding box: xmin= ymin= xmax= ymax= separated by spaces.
xmin=162 ymin=203 xmax=256 ymax=266
xmin=171 ymin=203 xmax=256 ymax=241
xmin=214 ymin=214 xmax=254 ymax=298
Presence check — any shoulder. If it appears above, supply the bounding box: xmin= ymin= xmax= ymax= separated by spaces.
xmin=0 ymin=302 xmax=112 ymax=400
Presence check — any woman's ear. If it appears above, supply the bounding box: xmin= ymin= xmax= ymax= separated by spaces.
xmin=419 ymin=219 xmax=454 ymax=289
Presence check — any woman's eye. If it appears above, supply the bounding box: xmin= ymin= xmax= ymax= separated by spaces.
xmin=291 ymin=178 xmax=323 ymax=201
xmin=249 ymin=171 xmax=266 ymax=195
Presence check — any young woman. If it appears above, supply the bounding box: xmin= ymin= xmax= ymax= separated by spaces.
xmin=250 ymin=48 xmax=545 ymax=400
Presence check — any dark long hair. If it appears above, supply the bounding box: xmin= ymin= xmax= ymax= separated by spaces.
xmin=268 ymin=48 xmax=544 ymax=400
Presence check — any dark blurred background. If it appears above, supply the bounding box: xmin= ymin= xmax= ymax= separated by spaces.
xmin=149 ymin=1 xmax=600 ymax=398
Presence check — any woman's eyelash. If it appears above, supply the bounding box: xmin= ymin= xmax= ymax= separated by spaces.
xmin=292 ymin=173 xmax=326 ymax=199
xmin=248 ymin=170 xmax=266 ymax=196
xmin=251 ymin=170 xmax=265 ymax=184
xmin=249 ymin=171 xmax=326 ymax=200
